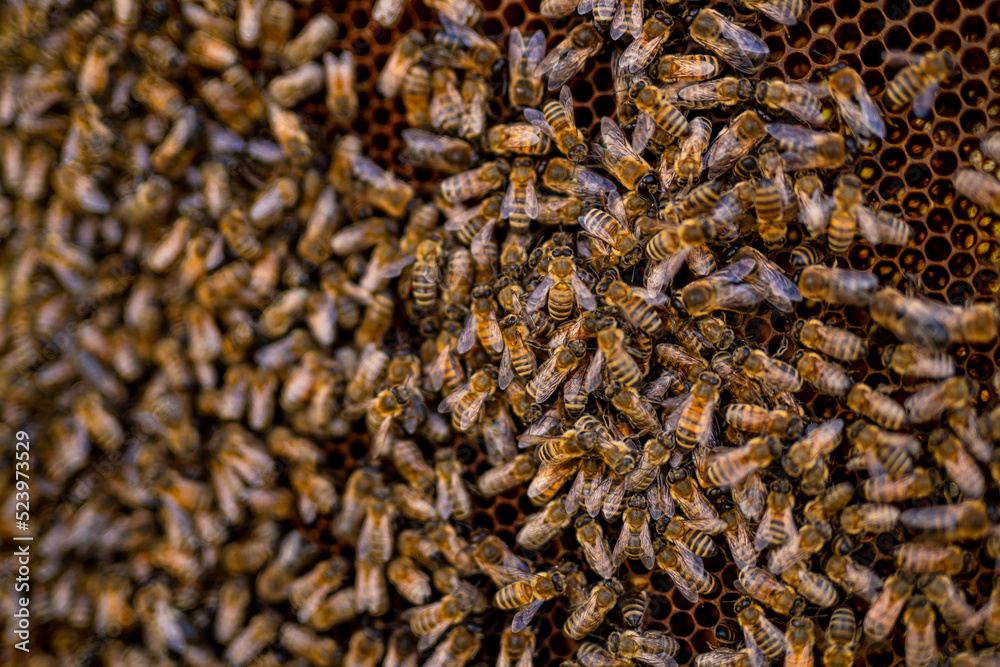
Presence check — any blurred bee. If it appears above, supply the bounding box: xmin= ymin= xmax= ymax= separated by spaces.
xmin=537 ymin=194 xmax=586 ymax=226
xmin=793 ymin=319 xmax=867 ymax=361
xmin=528 ymin=247 xmax=597 ymax=320
xmin=401 ymin=130 xmax=475 ymax=174
xmin=518 ymin=494 xmax=575 ymax=548
xmin=495 ymin=562 xmax=577 ymax=631
xmin=542 ymin=157 xmax=617 ymax=201
xmin=427 ymin=15 xmax=501 ymax=76
xmin=839 ymin=503 xmax=900 ymax=536
xmin=738 ymin=566 xmax=804 ymax=616
xmin=723 ymin=404 xmax=804 ymax=439
xmin=497 ymin=628 xmax=536 ymax=667
xmin=509 ymin=28 xmax=546 ymax=108
xmin=765 ymin=124 xmax=848 ymax=171
xmin=689 ymin=9 xmax=769 ymax=75
xmin=674 ymin=117 xmax=713 ymax=184
xmin=884 ymin=50 xmax=956 ymax=117
xmin=902 ymin=597 xmax=936 ymax=667
xmin=733 ymin=347 xmax=802 ymax=392
xmin=323 ymin=52 xmax=358 ymax=124
xmin=576 ymin=516 xmax=615 ymax=579
xmin=921 ymin=574 xmax=978 ymax=632
xmin=767 ymin=520 xmax=831 ymax=575
xmin=387 ymin=556 xmax=432 ymax=606
xmin=863 ymin=573 xmax=913 ymax=641
xmin=440 ymin=366 xmax=498 ymax=432
xmin=737 ymin=601 xmax=786 ymax=659
xmin=754 ymin=80 xmax=825 ymax=125
xmin=440 ymin=160 xmax=510 ymax=203
xmin=677 ymin=259 xmax=763 ymax=317
xmin=501 ymin=157 xmax=539 ymax=233
xmin=594 ymin=117 xmax=657 ymax=196
xmin=655 ymin=54 xmax=722 ymax=83
xmin=928 ymin=431 xmax=986 ymax=500
xmin=402 ymin=64 xmax=432 ymax=127
xmin=620 ymin=12 xmax=674 ymax=73
xmin=795 ymin=351 xmax=851 ymax=398
xmin=614 ymin=495 xmax=655 ymax=569
xmin=408 ymin=592 xmax=474 ymax=651
xmin=478 ymin=454 xmax=537 ymax=496
xmin=608 ymin=629 xmax=681 ymax=667
xmin=859 ymin=467 xmax=935 ymax=502
xmin=782 ymin=418 xmax=844 ymax=478
xmin=445 ymin=193 xmax=504 ymax=246
xmin=430 ymin=68 xmax=464 ymax=134
xmin=798 ymin=265 xmax=878 ymax=306
xmin=525 ymin=85 xmax=588 ymax=163
xmin=904 ymin=376 xmax=973 ymax=424
xmin=484 ymin=123 xmax=553 ymax=156
xmin=673 ymin=77 xmax=755 ymax=110
xmin=564 ymin=578 xmax=623 ymax=639
xmin=536 ymin=22 xmax=604 ymax=91
xmin=706 ymin=436 xmax=780 ymax=490
xmin=704 ymin=110 xmax=766 ymax=180
xmin=426 ymin=0 xmax=482 ymax=24
xmin=827 ymin=64 xmax=885 ymax=139
xmin=947 ymin=407 xmax=991 ymax=464
xmin=823 ymin=556 xmax=881 ymax=606
xmin=721 ymin=508 xmax=757 ymax=573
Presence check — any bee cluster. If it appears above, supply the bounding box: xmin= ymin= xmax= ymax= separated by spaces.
xmin=1 ymin=0 xmax=1000 ymax=667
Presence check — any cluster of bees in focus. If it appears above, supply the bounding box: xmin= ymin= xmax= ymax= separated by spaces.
xmin=1 ymin=0 xmax=1000 ymax=667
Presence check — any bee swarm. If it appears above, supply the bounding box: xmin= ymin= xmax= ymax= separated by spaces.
xmin=1 ymin=0 xmax=1000 ymax=667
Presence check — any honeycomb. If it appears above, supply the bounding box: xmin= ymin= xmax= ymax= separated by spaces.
xmin=323 ymin=0 xmax=1000 ymax=665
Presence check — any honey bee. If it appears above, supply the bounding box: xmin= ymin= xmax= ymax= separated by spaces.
xmin=366 ymin=387 xmax=410 ymax=458
xmin=781 ymin=563 xmax=837 ymax=608
xmin=426 ymin=0 xmax=482 ymax=24
xmin=478 ymin=454 xmax=537 ymax=496
xmin=536 ymin=22 xmax=604 ymax=91
xmin=821 ymin=606 xmax=859 ymax=667
xmin=928 ymin=431 xmax=986 ymax=500
xmin=499 ymin=315 xmax=538 ymax=390
xmin=525 ymin=85 xmax=588 ymax=163
xmin=737 ymin=600 xmax=786 ymax=659
xmin=280 ymin=13 xmax=337 ymax=69
xmin=618 ymin=12 xmax=673 ymax=73
xmin=564 ymin=578 xmax=623 ymax=639
xmin=484 ymin=123 xmax=553 ymax=156
xmin=430 ymin=68 xmax=464 ymax=134
xmin=427 ymin=626 xmax=483 ymax=667
xmin=543 ymin=157 xmax=617 ymax=201
xmin=576 ymin=515 xmax=615 ymax=579
xmin=706 ymin=437 xmax=781 ymax=490
xmin=767 ymin=520 xmax=831 ymax=575
xmin=470 ymin=531 xmax=531 ymax=587
xmin=630 ymin=81 xmax=689 ymax=151
xmin=792 ymin=319 xmax=866 ymax=362
xmin=528 ymin=249 xmax=596 ymax=320
xmin=457 ymin=285 xmax=504 ymax=355
xmin=608 ymin=629 xmax=681 ymax=667
xmin=677 ymin=259 xmax=763 ymax=317
xmin=402 ymin=64 xmax=432 ymax=128
xmin=947 ymin=407 xmax=992 ymax=464
xmin=536 ymin=194 xmax=586 ymax=227
xmin=517 ymin=498 xmax=574 ymax=550
xmin=738 ymin=566 xmax=804 ymax=616
xmin=704 ymin=110 xmax=766 ymax=180
xmin=497 ymin=628 xmax=536 ymax=667
xmin=919 ymin=574 xmax=978 ymax=633
xmin=669 ymin=469 xmax=723 ymax=531
xmin=798 ymin=265 xmax=878 ymax=306
xmin=822 ymin=559 xmax=879 ymax=610
xmin=884 ymin=50 xmax=956 ymax=117
xmin=501 ymin=157 xmax=539 ymax=233
xmin=839 ymin=502 xmax=900 ymax=536
xmin=862 ymin=573 xmax=913 ymax=641
xmin=594 ymin=117 xmax=658 ymax=196
xmin=668 ymin=371 xmax=719 ymax=451
xmin=904 ymin=377 xmax=974 ymax=424
xmin=723 ymin=404 xmax=804 ymax=439
xmin=656 ymin=540 xmax=717 ymax=603
xmin=765 ymin=124 xmax=848 ymax=171
xmin=593 ymin=325 xmax=643 ymax=390
xmin=754 ymin=80 xmax=825 ymax=125
xmin=613 ymin=495 xmax=655 ymax=569
xmin=733 ymin=347 xmax=802 ymax=392
xmin=827 ymin=65 xmax=886 ymax=140
xmin=859 ymin=468 xmax=935 ymax=505
xmin=667 ymin=117 xmax=712 ymax=185
xmin=795 ymin=351 xmax=852 ymax=398
xmin=689 ymin=9 xmax=768 ymax=75
xmin=441 ymin=160 xmax=510 ymax=204
xmin=378 ymin=31 xmax=426 ymax=98
xmin=792 ymin=174 xmax=833 ymax=238
xmin=386 ymin=556 xmax=433 ymax=606
xmin=495 ymin=562 xmax=577 ymax=631
xmin=407 ymin=592 xmax=475 ymax=650
xmin=673 ymin=77 xmax=755 ymax=110
xmin=506 ymin=28 xmax=547 ymax=108
xmin=401 ymin=130 xmax=475 ymax=174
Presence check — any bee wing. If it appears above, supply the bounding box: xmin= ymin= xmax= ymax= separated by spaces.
xmin=958 ymin=597 xmax=994 ymax=635
xmin=602 ymin=116 xmax=648 ymax=166
xmin=766 ymin=531 xmax=803 ymax=574
xmin=579 ymin=211 xmax=617 ymax=247
xmin=799 ymin=192 xmax=832 ymax=236
xmin=742 ymin=628 xmax=766 ymax=667
xmin=509 ymin=27 xmax=526 ymax=68
xmin=439 ymin=13 xmax=490 ymax=50
xmin=602 ymin=477 xmax=627 ymax=520
xmin=585 ymin=348 xmax=605 ymax=393
xmin=703 ymin=123 xmax=744 ymax=179
xmin=471 ymin=215 xmax=497 ymax=261
xmin=373 ymin=415 xmax=393 ymax=459
xmin=517 ymin=636 xmax=536 ymax=667
xmin=524 ymin=179 xmax=539 ymax=218
xmin=666 ymin=566 xmax=700 ymax=603
xmin=512 ymin=599 xmax=545 ymax=633
xmin=898 ymin=505 xmax=961 ymax=531
xmin=765 ymin=123 xmax=820 ymax=150
xmin=559 ymin=85 xmax=576 ymax=117
xmin=646 ymin=250 xmax=690 ymax=293
xmin=439 ymin=381 xmax=470 ymax=413
xmin=486 ymin=311 xmax=505 ymax=353
xmin=525 ymin=30 xmax=546 ymax=70
xmin=674 ymin=539 xmax=705 ymax=579
xmin=526 ymin=275 xmax=554 ymax=313
xmin=428 ymin=345 xmax=452 ymax=392
xmin=498 ymin=632 xmax=514 ymax=667
xmin=529 ymin=459 xmax=579 ymax=501
xmin=583 ymin=534 xmax=615 ymax=579
xmin=576 ymin=167 xmax=619 ymax=199
xmin=499 ymin=345 xmax=515 ymax=390
xmin=456 ymin=312 xmax=477 ymax=354
xmin=524 ymin=108 xmax=558 ymax=141
xmin=856 ymin=205 xmax=882 ymax=244
xmin=587 ymin=469 xmax=609 ymax=517
xmin=735 ymin=249 xmax=802 ymax=313
xmin=460 ymin=388 xmax=490 ymax=430
xmin=462 ymin=86 xmax=486 ymax=138
xmin=571 ymin=272 xmax=597 ymax=310
xmin=647 ymin=473 xmax=674 ymax=520
xmin=911 ymin=80 xmax=941 ymax=118
xmin=675 ymin=81 xmax=725 ymax=108
xmin=445 ymin=200 xmax=487 ymax=232
xmin=716 ymin=20 xmax=769 ymax=74
xmin=484 ymin=404 xmax=516 ymax=463
xmin=833 ymin=85 xmax=886 ymax=140
xmin=565 ymin=465 xmax=587 ymax=514
xmin=577 ymin=0 xmax=594 ymax=14
xmin=622 ymin=34 xmax=665 ymax=74
xmin=544 ymin=43 xmax=592 ymax=91
xmin=639 ymin=520 xmax=655 ymax=569
xmin=535 ymin=37 xmax=568 ymax=77
xmin=436 ymin=470 xmax=455 ymax=520
xmin=418 ymin=619 xmax=453 ymax=652
xmin=612 ymin=518 xmax=631 ymax=567
xmin=633 ymin=112 xmax=655 ymax=155
xmin=635 ymin=654 xmax=678 ymax=667
xmin=753 ymin=0 xmax=799 ymax=25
